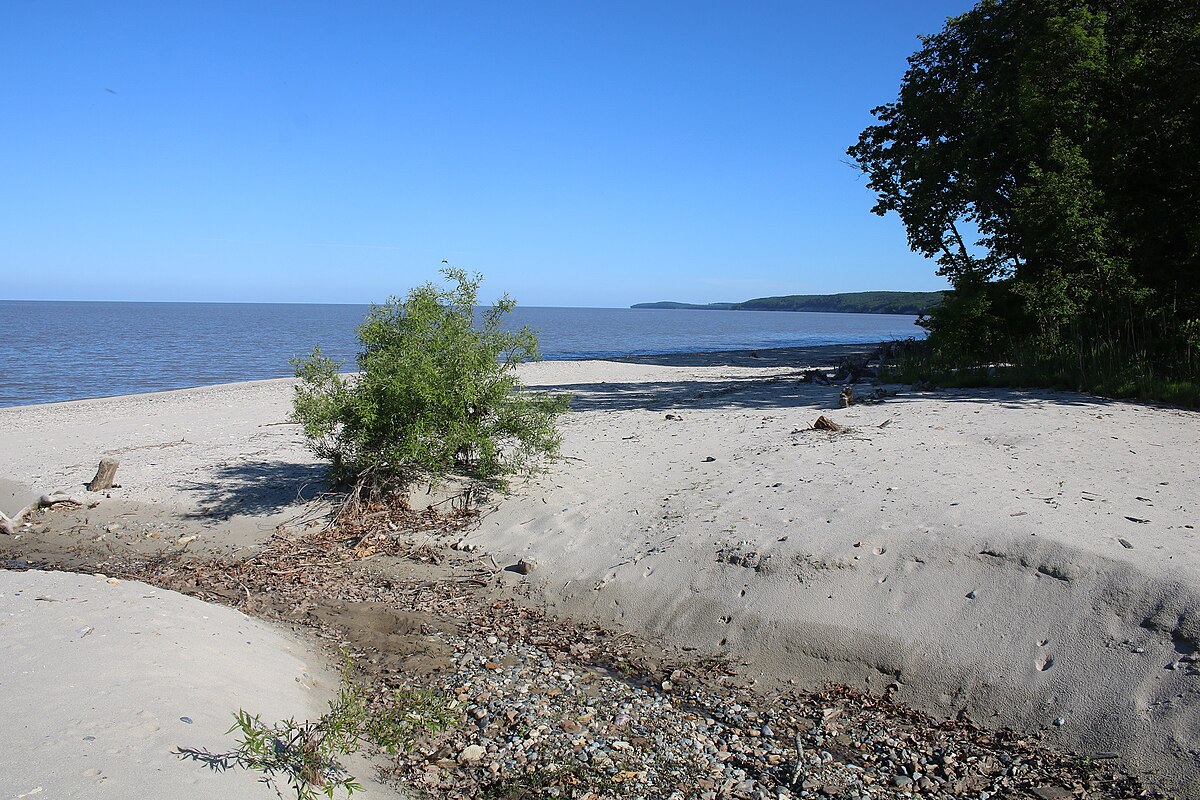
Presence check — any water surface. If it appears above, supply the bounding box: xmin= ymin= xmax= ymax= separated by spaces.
xmin=0 ymin=301 xmax=923 ymax=407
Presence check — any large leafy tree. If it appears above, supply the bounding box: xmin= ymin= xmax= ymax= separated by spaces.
xmin=849 ymin=0 xmax=1199 ymax=350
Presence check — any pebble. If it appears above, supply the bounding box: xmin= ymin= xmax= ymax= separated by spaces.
xmin=384 ymin=629 xmax=1156 ymax=800
xmin=458 ymin=744 xmax=486 ymax=764
xmin=118 ymin=525 xmax=1159 ymax=800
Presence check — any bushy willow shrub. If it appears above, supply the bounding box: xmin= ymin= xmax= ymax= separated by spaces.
xmin=291 ymin=268 xmax=570 ymax=495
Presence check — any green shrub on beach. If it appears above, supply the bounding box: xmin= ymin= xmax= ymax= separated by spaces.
xmin=225 ymin=654 xmax=457 ymax=799
xmin=290 ymin=267 xmax=570 ymax=496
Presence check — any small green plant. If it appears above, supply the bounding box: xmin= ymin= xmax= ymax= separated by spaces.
xmin=226 ymin=655 xmax=457 ymax=799
xmin=291 ymin=267 xmax=571 ymax=497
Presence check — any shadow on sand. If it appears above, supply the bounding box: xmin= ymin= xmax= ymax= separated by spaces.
xmin=539 ymin=376 xmax=1124 ymax=415
xmin=175 ymin=459 xmax=329 ymax=520
xmin=603 ymin=342 xmax=878 ymax=369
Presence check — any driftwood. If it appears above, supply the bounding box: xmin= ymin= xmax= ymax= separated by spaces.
xmin=805 ymin=354 xmax=881 ymax=388
xmin=841 ymin=386 xmax=897 ymax=407
xmin=813 ymin=415 xmax=842 ymax=432
xmin=87 ymin=458 xmax=120 ymax=491
xmin=0 ymin=493 xmax=87 ymax=535
xmin=832 ymin=357 xmax=874 ymax=384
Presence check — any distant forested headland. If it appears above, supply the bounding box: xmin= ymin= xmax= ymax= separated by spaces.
xmin=632 ymin=291 xmax=944 ymax=316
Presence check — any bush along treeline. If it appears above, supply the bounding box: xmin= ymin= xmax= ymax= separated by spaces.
xmin=290 ymin=268 xmax=571 ymax=500
xmin=849 ymin=0 xmax=1200 ymax=405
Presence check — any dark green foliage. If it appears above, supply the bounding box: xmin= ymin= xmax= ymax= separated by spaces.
xmin=631 ymin=292 xmax=943 ymax=314
xmin=913 ymin=280 xmax=1023 ymax=366
xmin=850 ymin=0 xmax=1200 ymax=405
xmin=734 ymin=291 xmax=944 ymax=315
xmin=291 ymin=268 xmax=570 ymax=493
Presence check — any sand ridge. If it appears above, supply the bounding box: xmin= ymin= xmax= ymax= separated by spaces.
xmin=480 ymin=356 xmax=1200 ymax=792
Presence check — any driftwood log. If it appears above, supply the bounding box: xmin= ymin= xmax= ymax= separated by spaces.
xmin=87 ymin=458 xmax=120 ymax=491
xmin=813 ymin=415 xmax=842 ymax=432
xmin=0 ymin=493 xmax=87 ymax=536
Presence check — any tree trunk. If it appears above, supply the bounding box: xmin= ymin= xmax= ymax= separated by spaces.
xmin=87 ymin=458 xmax=120 ymax=492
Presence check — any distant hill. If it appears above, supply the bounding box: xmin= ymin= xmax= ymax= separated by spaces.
xmin=632 ymin=291 xmax=944 ymax=315
xmin=631 ymin=301 xmax=738 ymax=310
xmin=735 ymin=291 xmax=945 ymax=315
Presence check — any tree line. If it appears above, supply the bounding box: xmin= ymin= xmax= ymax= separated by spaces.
xmin=849 ymin=0 xmax=1199 ymax=403
xmin=632 ymin=291 xmax=944 ymax=315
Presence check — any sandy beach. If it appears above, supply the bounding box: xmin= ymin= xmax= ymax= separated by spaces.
xmin=0 ymin=569 xmax=403 ymax=800
xmin=1 ymin=344 xmax=1197 ymax=796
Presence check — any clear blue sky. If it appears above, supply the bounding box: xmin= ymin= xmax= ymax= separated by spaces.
xmin=2 ymin=1 xmax=969 ymax=307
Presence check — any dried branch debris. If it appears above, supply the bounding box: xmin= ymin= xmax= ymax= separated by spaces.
xmin=0 ymin=493 xmax=88 ymax=536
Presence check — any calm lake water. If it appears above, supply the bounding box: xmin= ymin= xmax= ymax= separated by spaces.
xmin=0 ymin=301 xmax=924 ymax=407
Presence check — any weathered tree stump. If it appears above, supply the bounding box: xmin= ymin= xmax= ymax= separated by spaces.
xmin=87 ymin=458 xmax=120 ymax=491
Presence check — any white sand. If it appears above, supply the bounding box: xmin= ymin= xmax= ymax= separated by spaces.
xmin=1 ymin=353 xmax=1198 ymax=792
xmin=0 ymin=569 xmax=401 ymax=799
xmin=495 ymin=358 xmax=1200 ymax=793
xmin=0 ymin=378 xmax=317 ymax=550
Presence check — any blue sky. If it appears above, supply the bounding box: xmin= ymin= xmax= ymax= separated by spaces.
xmin=2 ymin=1 xmax=969 ymax=307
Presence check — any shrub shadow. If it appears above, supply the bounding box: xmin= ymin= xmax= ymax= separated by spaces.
xmin=174 ymin=746 xmax=238 ymax=773
xmin=175 ymin=460 xmax=329 ymax=520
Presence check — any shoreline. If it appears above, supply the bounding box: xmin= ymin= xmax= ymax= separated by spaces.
xmin=2 ymin=348 xmax=1198 ymax=796
xmin=0 ymin=341 xmax=889 ymax=410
